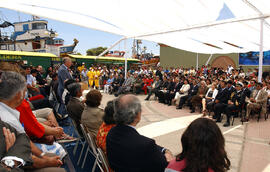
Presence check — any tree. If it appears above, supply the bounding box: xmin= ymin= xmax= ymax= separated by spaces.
xmin=86 ymin=47 xmax=108 ymax=56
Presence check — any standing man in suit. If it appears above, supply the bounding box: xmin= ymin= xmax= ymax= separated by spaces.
xmin=58 ymin=57 xmax=73 ymax=100
xmin=244 ymin=82 xmax=268 ymax=122
xmin=213 ymin=80 xmax=229 ymax=122
xmin=107 ymin=95 xmax=173 ymax=172
xmin=57 ymin=57 xmax=73 ymax=116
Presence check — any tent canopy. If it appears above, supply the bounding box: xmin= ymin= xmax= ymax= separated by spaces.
xmin=1 ymin=0 xmax=270 ymax=54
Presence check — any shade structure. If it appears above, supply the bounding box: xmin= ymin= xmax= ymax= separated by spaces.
xmin=2 ymin=0 xmax=270 ymax=82
xmin=1 ymin=0 xmax=270 ymax=54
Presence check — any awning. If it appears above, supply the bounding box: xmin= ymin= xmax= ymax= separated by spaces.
xmin=1 ymin=0 xmax=270 ymax=54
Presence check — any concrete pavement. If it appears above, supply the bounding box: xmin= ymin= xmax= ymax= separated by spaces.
xmin=99 ymin=92 xmax=270 ymax=172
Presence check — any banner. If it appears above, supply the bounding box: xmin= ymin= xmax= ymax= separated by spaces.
xmin=239 ymin=50 xmax=270 ymax=66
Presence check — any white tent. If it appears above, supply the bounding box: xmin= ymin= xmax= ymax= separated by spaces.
xmin=1 ymin=0 xmax=270 ymax=80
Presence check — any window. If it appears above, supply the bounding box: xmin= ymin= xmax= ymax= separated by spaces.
xmin=32 ymin=23 xmax=47 ymax=30
xmin=32 ymin=41 xmax=41 ymax=49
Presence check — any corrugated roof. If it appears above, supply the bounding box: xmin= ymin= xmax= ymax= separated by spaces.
xmin=68 ymin=54 xmax=140 ymax=62
xmin=0 ymin=50 xmax=57 ymax=57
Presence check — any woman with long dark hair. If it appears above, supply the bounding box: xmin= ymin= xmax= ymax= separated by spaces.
xmin=165 ymin=118 xmax=230 ymax=172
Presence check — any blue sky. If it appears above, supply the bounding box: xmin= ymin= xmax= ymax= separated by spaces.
xmin=0 ymin=8 xmax=160 ymax=56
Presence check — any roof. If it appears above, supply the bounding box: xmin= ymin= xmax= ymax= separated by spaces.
xmin=13 ymin=20 xmax=48 ymax=25
xmin=68 ymin=54 xmax=140 ymax=62
xmin=3 ymin=0 xmax=270 ymax=54
xmin=0 ymin=50 xmax=57 ymax=57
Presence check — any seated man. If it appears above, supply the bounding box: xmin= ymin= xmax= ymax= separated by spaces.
xmin=112 ymin=74 xmax=125 ymax=94
xmin=156 ymin=77 xmax=169 ymax=103
xmin=165 ymin=77 xmax=181 ymax=106
xmin=145 ymin=76 xmax=162 ymax=100
xmin=26 ymin=68 xmax=40 ymax=96
xmin=114 ymin=73 xmax=133 ymax=97
xmin=223 ymin=83 xmax=243 ymax=127
xmin=0 ymin=71 xmax=65 ymax=171
xmin=244 ymin=82 xmax=268 ymax=122
xmin=0 ymin=119 xmax=33 ymax=171
xmin=133 ymin=74 xmax=143 ymax=94
xmin=67 ymin=83 xmax=85 ymax=136
xmin=107 ymin=95 xmax=173 ymax=172
xmin=213 ymin=81 xmax=229 ymax=122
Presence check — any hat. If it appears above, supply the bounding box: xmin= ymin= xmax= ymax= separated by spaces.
xmin=236 ymin=83 xmax=243 ymax=87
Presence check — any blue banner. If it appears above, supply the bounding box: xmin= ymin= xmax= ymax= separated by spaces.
xmin=239 ymin=50 xmax=270 ymax=65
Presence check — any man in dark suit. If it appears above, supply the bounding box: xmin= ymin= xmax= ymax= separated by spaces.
xmin=57 ymin=57 xmax=73 ymax=102
xmin=57 ymin=57 xmax=73 ymax=116
xmin=160 ymin=77 xmax=175 ymax=104
xmin=156 ymin=77 xmax=169 ymax=103
xmin=227 ymin=80 xmax=236 ymax=95
xmin=107 ymin=95 xmax=173 ymax=172
xmin=213 ymin=80 xmax=229 ymax=122
xmin=155 ymin=66 xmax=163 ymax=81
xmin=242 ymin=81 xmax=251 ymax=102
xmin=112 ymin=74 xmax=125 ymax=94
xmin=165 ymin=77 xmax=182 ymax=106
xmin=66 ymin=83 xmax=85 ymax=136
xmin=223 ymin=83 xmax=243 ymax=127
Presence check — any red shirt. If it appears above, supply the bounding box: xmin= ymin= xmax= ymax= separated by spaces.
xmin=16 ymin=99 xmax=45 ymax=138
xmin=166 ymin=159 xmax=214 ymax=172
xmin=96 ymin=122 xmax=115 ymax=155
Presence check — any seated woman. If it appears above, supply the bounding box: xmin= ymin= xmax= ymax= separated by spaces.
xmin=96 ymin=100 xmax=116 ymax=154
xmin=173 ymin=79 xmax=190 ymax=105
xmin=190 ymin=81 xmax=208 ymax=113
xmin=165 ymin=118 xmax=230 ymax=172
xmin=202 ymin=83 xmax=218 ymax=116
xmin=81 ymin=89 xmax=104 ymax=138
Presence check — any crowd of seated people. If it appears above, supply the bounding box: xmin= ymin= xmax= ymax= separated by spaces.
xmin=79 ymin=64 xmax=269 ymax=127
xmin=1 ymin=58 xmax=270 ymax=171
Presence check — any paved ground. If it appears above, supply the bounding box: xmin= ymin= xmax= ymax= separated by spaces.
xmin=98 ymin=92 xmax=270 ymax=172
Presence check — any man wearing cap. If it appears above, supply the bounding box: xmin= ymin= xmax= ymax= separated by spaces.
xmin=223 ymin=83 xmax=243 ymax=127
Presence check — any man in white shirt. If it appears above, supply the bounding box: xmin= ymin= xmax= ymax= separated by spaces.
xmin=26 ymin=67 xmax=40 ymax=96
xmin=0 ymin=71 xmax=65 ymax=172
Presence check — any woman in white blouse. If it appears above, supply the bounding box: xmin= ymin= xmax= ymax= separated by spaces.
xmin=202 ymin=83 xmax=218 ymax=116
xmin=173 ymin=79 xmax=190 ymax=105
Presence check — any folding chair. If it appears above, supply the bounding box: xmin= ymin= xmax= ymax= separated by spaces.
xmin=80 ymin=124 xmax=99 ymax=170
xmin=70 ymin=119 xmax=85 ymax=158
xmin=97 ymin=148 xmax=110 ymax=172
